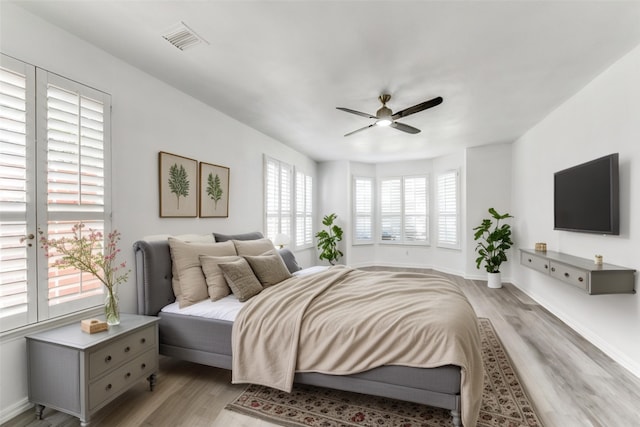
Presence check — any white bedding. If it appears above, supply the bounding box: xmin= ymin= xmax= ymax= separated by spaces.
xmin=160 ymin=265 xmax=328 ymax=321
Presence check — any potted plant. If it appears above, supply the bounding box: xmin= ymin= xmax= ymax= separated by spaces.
xmin=315 ymin=213 xmax=344 ymax=265
xmin=473 ymin=208 xmax=513 ymax=289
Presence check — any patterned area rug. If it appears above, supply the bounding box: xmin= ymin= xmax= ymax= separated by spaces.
xmin=226 ymin=318 xmax=542 ymax=426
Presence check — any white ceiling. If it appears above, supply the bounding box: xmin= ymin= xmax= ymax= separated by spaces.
xmin=14 ymin=1 xmax=640 ymax=163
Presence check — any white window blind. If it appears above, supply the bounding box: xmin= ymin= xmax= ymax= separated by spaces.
xmin=380 ymin=178 xmax=401 ymax=241
xmin=0 ymin=55 xmax=111 ymax=332
xmin=295 ymin=171 xmax=313 ymax=247
xmin=353 ymin=176 xmax=373 ymax=242
xmin=403 ymin=176 xmax=428 ymax=242
xmin=264 ymin=156 xmax=292 ymax=243
xmin=437 ymin=170 xmax=459 ymax=248
xmin=379 ymin=175 xmax=429 ymax=244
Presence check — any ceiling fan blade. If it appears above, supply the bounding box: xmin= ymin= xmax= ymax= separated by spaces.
xmin=390 ymin=122 xmax=421 ymax=134
xmin=344 ymin=123 xmax=375 ymax=137
xmin=336 ymin=107 xmax=377 ymax=119
xmin=391 ymin=96 xmax=443 ymax=120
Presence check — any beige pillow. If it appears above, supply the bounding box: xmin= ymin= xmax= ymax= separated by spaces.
xmin=218 ymin=258 xmax=263 ymax=302
xmin=168 ymin=235 xmax=216 ymax=300
xmin=244 ymin=251 xmax=292 ymax=288
xmin=168 ymin=238 xmax=237 ymax=308
xmin=233 ymin=238 xmax=276 ymax=256
xmin=199 ymin=255 xmax=240 ymax=301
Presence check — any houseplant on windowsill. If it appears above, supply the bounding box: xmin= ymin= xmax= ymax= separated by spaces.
xmin=315 ymin=213 xmax=344 ymax=265
xmin=473 ymin=208 xmax=514 ymax=289
xmin=39 ymin=223 xmax=129 ymax=325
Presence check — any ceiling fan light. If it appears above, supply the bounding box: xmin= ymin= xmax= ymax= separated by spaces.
xmin=376 ymin=119 xmax=392 ymax=127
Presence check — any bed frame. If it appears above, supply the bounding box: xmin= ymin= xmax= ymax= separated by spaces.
xmin=133 ymin=239 xmax=464 ymax=426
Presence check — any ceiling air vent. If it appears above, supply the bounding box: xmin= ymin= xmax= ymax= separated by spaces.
xmin=162 ymin=21 xmax=207 ymax=51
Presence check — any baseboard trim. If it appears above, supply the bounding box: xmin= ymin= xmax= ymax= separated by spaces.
xmin=0 ymin=397 xmax=31 ymax=425
xmin=510 ymin=278 xmax=640 ymax=379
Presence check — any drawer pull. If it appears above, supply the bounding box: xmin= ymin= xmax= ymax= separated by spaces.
xmin=544 ymin=264 xmax=548 ymax=269
xmin=105 ymin=355 xmax=112 ymax=363
xmin=140 ymin=338 xmax=146 ymax=344
xmin=564 ymin=272 xmax=570 ymax=278
xmin=551 ymin=267 xmax=556 ymax=272
xmin=124 ymin=346 xmax=131 ymax=353
xmin=579 ymin=277 xmax=584 ymax=282
xmin=125 ymin=372 xmax=131 ymax=379
xmin=105 ymin=384 xmax=112 ymax=391
xmin=528 ymin=258 xmax=532 ymax=263
xmin=141 ymin=363 xmax=146 ymax=369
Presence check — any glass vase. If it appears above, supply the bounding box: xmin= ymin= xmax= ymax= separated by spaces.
xmin=105 ymin=287 xmax=120 ymax=326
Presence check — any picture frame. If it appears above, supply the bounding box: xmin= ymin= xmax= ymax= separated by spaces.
xmin=199 ymin=162 xmax=230 ymax=218
xmin=158 ymin=151 xmax=198 ymax=217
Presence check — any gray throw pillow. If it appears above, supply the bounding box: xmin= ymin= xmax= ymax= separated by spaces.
xmin=218 ymin=258 xmax=263 ymax=302
xmin=278 ymin=248 xmax=302 ymax=273
xmin=213 ymin=231 xmax=264 ymax=242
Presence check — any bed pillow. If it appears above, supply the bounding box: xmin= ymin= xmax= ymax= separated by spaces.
xmin=218 ymin=258 xmax=263 ymax=302
xmin=199 ymin=255 xmax=241 ymax=301
xmin=213 ymin=231 xmax=264 ymax=242
xmin=168 ymin=238 xmax=237 ymax=308
xmin=233 ymin=238 xmax=276 ymax=256
xmin=277 ymin=248 xmax=302 ymax=273
xmin=244 ymin=251 xmax=292 ymax=288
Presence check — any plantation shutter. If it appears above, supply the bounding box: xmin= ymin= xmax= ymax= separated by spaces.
xmin=437 ymin=170 xmax=459 ymax=248
xmin=0 ymin=56 xmax=37 ymax=331
xmin=353 ymin=176 xmax=373 ymax=242
xmin=264 ymin=156 xmax=292 ymax=242
xmin=380 ymin=178 xmax=401 ymax=241
xmin=403 ymin=176 xmax=428 ymax=242
xmin=295 ymin=171 xmax=313 ymax=247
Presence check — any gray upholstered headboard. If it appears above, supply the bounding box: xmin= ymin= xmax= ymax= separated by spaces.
xmin=133 ymin=237 xmax=302 ymax=316
xmin=133 ymin=240 xmax=175 ymax=316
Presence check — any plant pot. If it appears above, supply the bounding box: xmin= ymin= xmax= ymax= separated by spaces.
xmin=487 ymin=272 xmax=502 ymax=289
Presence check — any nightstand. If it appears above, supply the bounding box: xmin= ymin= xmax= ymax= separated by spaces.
xmin=26 ymin=314 xmax=159 ymax=426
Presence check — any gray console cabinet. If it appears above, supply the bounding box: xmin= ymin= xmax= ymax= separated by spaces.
xmin=520 ymin=249 xmax=635 ymax=295
xmin=26 ymin=314 xmax=159 ymax=426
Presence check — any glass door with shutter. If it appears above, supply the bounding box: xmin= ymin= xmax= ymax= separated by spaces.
xmin=0 ymin=55 xmax=111 ymax=332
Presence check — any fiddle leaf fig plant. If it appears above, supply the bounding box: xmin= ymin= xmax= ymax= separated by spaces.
xmin=473 ymin=208 xmax=514 ymax=273
xmin=315 ymin=213 xmax=344 ymax=265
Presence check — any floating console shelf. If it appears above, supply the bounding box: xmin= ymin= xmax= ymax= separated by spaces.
xmin=520 ymin=249 xmax=635 ymax=295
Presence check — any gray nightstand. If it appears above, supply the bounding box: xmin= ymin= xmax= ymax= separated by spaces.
xmin=26 ymin=314 xmax=159 ymax=426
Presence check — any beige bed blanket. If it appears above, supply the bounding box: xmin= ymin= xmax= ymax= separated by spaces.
xmin=232 ymin=266 xmax=482 ymax=427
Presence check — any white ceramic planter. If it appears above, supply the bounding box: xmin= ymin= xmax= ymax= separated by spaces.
xmin=487 ymin=272 xmax=502 ymax=289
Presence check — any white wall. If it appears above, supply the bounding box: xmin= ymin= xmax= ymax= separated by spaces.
xmin=511 ymin=43 xmax=640 ymax=377
xmin=465 ymin=144 xmax=513 ymax=279
xmin=0 ymin=4 xmax=317 ymax=420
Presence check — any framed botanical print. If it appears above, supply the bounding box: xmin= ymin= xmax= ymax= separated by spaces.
xmin=159 ymin=151 xmax=198 ymax=217
xmin=199 ymin=162 xmax=230 ymax=218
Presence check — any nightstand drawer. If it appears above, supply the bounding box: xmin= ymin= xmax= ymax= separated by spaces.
xmin=520 ymin=251 xmax=550 ymax=274
xmin=89 ymin=349 xmax=156 ymax=410
xmin=550 ymin=262 xmax=589 ymax=291
xmin=89 ymin=325 xmax=156 ymax=380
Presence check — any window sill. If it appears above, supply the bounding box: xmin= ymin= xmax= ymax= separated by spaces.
xmin=0 ymin=306 xmax=102 ymax=342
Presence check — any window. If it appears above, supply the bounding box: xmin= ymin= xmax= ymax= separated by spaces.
xmin=0 ymin=55 xmax=111 ymax=332
xmin=295 ymin=170 xmax=313 ymax=247
xmin=379 ymin=175 xmax=428 ymax=244
xmin=264 ymin=156 xmax=292 ymax=242
xmin=353 ymin=176 xmax=373 ymax=243
xmin=437 ymin=170 xmax=459 ymax=248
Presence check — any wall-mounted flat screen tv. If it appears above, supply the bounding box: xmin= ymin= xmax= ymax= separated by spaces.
xmin=554 ymin=153 xmax=619 ymax=235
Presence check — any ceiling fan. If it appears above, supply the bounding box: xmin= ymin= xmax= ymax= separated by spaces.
xmin=336 ymin=94 xmax=443 ymax=137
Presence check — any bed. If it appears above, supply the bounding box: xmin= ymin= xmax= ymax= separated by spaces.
xmin=133 ymin=235 xmax=482 ymax=427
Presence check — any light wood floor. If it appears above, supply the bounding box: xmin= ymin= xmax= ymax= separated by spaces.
xmin=4 ymin=268 xmax=640 ymax=427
